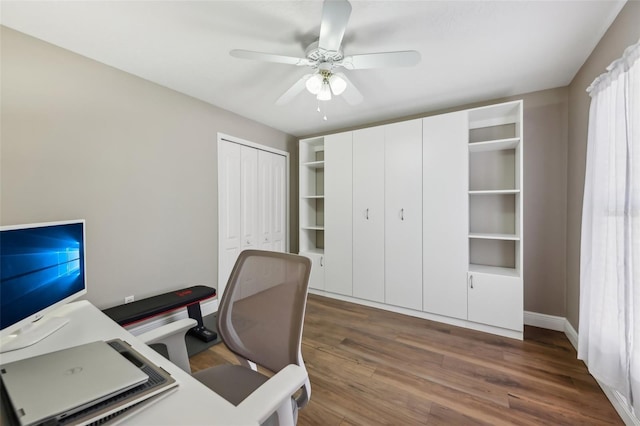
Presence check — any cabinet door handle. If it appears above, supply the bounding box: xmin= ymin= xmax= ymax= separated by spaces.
xmin=401 ymin=208 xmax=404 ymax=221
xmin=320 ymin=256 xmax=324 ymax=267
xmin=365 ymin=208 xmax=369 ymax=220
xmin=470 ymin=275 xmax=474 ymax=289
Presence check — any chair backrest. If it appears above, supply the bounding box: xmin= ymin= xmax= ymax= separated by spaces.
xmin=217 ymin=250 xmax=312 ymax=374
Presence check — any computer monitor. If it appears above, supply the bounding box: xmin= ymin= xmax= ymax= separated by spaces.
xmin=0 ymin=219 xmax=87 ymax=353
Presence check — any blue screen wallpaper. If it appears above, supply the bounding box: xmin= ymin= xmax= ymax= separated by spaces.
xmin=0 ymin=222 xmax=85 ymax=329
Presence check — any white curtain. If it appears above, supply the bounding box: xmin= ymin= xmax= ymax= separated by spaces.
xmin=579 ymin=39 xmax=640 ymax=414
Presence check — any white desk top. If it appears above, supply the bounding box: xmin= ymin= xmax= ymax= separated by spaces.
xmin=0 ymin=300 xmax=259 ymax=425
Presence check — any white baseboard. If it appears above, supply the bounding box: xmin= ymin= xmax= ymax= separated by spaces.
xmin=596 ymin=379 xmax=640 ymax=426
xmin=309 ymin=289 xmax=523 ymax=340
xmin=523 ymin=311 xmax=566 ymax=331
xmin=126 ymin=298 xmax=218 ymax=336
xmin=560 ymin=319 xmax=638 ymax=426
xmin=563 ymin=319 xmax=579 ymax=351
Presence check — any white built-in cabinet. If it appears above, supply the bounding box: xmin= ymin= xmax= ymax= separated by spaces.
xmin=299 ymin=100 xmax=523 ymax=339
xmin=218 ymin=135 xmax=288 ymax=298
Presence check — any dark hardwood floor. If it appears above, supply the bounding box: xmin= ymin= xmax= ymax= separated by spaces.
xmin=190 ymin=294 xmax=621 ymax=425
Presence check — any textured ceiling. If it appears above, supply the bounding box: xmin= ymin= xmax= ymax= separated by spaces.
xmin=0 ymin=1 xmax=626 ymax=137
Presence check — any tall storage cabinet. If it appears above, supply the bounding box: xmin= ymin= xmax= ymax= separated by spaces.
xmin=422 ymin=112 xmax=469 ymax=319
xmin=384 ymin=120 xmax=423 ymax=310
xmin=352 ymin=127 xmax=385 ymax=303
xmin=324 ymin=132 xmax=353 ymax=296
xmin=299 ymin=100 xmax=524 ymax=339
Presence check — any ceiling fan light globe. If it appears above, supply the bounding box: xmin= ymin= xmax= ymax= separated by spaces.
xmin=317 ymin=82 xmax=332 ymax=101
xmin=329 ymin=74 xmax=347 ymax=95
xmin=306 ymin=74 xmax=323 ymax=95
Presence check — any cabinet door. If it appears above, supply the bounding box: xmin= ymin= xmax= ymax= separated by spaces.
xmin=467 ymin=272 xmax=523 ymax=331
xmin=305 ymin=252 xmax=325 ymax=291
xmin=384 ymin=120 xmax=423 ymax=310
xmin=325 ymin=132 xmax=353 ymax=296
xmin=353 ymin=127 xmax=385 ymax=303
xmin=422 ymin=112 xmax=469 ymax=319
xmin=218 ymin=140 xmax=242 ymax=297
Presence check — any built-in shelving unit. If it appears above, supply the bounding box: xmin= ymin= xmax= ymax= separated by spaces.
xmin=299 ymin=137 xmax=325 ymax=253
xmin=299 ymin=137 xmax=326 ymax=290
xmin=466 ymin=100 xmax=523 ymax=334
xmin=468 ymin=101 xmax=522 ymax=274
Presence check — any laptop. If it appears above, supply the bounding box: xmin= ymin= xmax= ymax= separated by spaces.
xmin=0 ymin=340 xmax=149 ymax=426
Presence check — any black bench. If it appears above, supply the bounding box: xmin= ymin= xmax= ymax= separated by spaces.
xmin=103 ymin=285 xmax=218 ymax=342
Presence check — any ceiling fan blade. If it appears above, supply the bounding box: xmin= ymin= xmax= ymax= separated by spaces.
xmin=334 ymin=73 xmax=363 ymax=105
xmin=318 ymin=0 xmax=352 ymax=52
xmin=276 ymin=74 xmax=313 ymax=105
xmin=230 ymin=49 xmax=313 ymax=66
xmin=339 ymin=50 xmax=421 ymax=70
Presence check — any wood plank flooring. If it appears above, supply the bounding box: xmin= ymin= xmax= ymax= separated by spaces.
xmin=189 ymin=294 xmax=621 ymax=425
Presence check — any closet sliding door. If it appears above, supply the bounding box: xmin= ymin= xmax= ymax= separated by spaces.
xmin=217 ymin=135 xmax=289 ymax=298
xmin=258 ymin=151 xmax=286 ymax=252
xmin=218 ymin=141 xmax=242 ymax=297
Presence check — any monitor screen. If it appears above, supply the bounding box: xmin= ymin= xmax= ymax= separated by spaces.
xmin=1 ymin=220 xmax=87 ymax=335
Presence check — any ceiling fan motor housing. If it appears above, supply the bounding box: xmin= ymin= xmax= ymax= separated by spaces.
xmin=305 ymin=41 xmax=344 ymax=66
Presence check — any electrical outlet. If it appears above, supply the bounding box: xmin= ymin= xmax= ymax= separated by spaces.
xmin=124 ymin=295 xmax=135 ymax=304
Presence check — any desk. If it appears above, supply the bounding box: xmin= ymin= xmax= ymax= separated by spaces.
xmin=0 ymin=301 xmax=264 ymax=425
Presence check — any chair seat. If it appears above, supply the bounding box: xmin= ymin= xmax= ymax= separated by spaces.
xmin=194 ymin=364 xmax=270 ymax=406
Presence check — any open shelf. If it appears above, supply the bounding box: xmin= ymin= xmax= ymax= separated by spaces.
xmin=469 ymin=232 xmax=519 ymax=241
xmin=468 ymin=102 xmax=521 ymax=130
xmin=469 ymin=263 xmax=520 ymax=277
xmin=469 ymin=137 xmax=520 ymax=152
xmin=469 ymin=189 xmax=520 ymax=195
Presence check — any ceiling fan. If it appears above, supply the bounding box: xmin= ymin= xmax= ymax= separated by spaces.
xmin=229 ymin=0 xmax=421 ymax=106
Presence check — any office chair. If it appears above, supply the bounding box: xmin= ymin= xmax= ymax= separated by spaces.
xmin=140 ymin=250 xmax=312 ymax=426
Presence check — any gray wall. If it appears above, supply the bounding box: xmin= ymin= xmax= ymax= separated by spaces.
xmin=565 ymin=1 xmax=640 ymax=329
xmin=4 ymin=0 xmax=638 ymax=321
xmin=0 ymin=27 xmax=298 ymax=309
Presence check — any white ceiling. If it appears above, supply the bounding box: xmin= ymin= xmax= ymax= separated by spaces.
xmin=1 ymin=1 xmax=626 ymax=137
